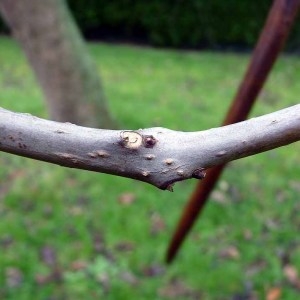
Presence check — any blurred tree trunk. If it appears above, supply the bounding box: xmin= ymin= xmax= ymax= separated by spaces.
xmin=0 ymin=0 xmax=116 ymax=128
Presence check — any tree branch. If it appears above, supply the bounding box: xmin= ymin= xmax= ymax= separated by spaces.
xmin=0 ymin=105 xmax=299 ymax=190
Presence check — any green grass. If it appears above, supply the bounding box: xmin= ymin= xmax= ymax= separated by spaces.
xmin=0 ymin=36 xmax=300 ymax=299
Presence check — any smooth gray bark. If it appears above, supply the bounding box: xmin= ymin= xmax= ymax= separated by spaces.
xmin=0 ymin=105 xmax=299 ymax=190
xmin=0 ymin=0 xmax=115 ymax=128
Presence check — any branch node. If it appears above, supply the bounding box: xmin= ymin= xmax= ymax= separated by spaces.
xmin=166 ymin=184 xmax=174 ymax=192
xmin=192 ymin=168 xmax=206 ymax=180
xmin=142 ymin=171 xmax=150 ymax=177
xmin=216 ymin=150 xmax=227 ymax=157
xmin=144 ymin=154 xmax=155 ymax=160
xmin=164 ymin=158 xmax=174 ymax=165
xmin=143 ymin=135 xmax=157 ymax=148
xmin=176 ymin=170 xmax=185 ymax=177
xmin=96 ymin=150 xmax=110 ymax=158
xmin=120 ymin=131 xmax=143 ymax=149
xmin=88 ymin=152 xmax=97 ymax=158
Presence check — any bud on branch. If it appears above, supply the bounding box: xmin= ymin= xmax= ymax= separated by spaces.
xmin=0 ymin=105 xmax=299 ymax=190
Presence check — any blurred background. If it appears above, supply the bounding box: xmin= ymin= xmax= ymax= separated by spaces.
xmin=0 ymin=0 xmax=300 ymax=299
xmin=2 ymin=0 xmax=300 ymax=50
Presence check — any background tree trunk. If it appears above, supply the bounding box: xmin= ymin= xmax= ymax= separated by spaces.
xmin=0 ymin=0 xmax=116 ymax=128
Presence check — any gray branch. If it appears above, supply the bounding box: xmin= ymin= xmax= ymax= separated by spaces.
xmin=0 ymin=105 xmax=299 ymax=190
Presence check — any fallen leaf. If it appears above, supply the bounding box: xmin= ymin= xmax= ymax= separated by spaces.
xmin=219 ymin=246 xmax=240 ymax=260
xmin=118 ymin=193 xmax=136 ymax=205
xmin=115 ymin=241 xmax=135 ymax=252
xmin=119 ymin=271 xmax=139 ymax=286
xmin=141 ymin=264 xmax=165 ymax=277
xmin=96 ymin=273 xmax=110 ymax=294
xmin=93 ymin=232 xmax=106 ymax=253
xmin=243 ymin=229 xmax=253 ymax=240
xmin=35 ymin=269 xmax=63 ymax=285
xmin=266 ymin=287 xmax=281 ymax=300
xmin=93 ymin=232 xmax=114 ymax=261
xmin=211 ymin=190 xmax=228 ymax=204
xmin=283 ymin=264 xmax=298 ymax=283
xmin=6 ymin=267 xmax=23 ymax=288
xmin=276 ymin=190 xmax=288 ymax=203
xmin=70 ymin=260 xmax=88 ymax=271
xmin=246 ymin=259 xmax=267 ymax=276
xmin=69 ymin=205 xmax=84 ymax=216
xmin=159 ymin=278 xmax=201 ymax=299
xmin=219 ymin=180 xmax=229 ymax=191
xmin=289 ymin=180 xmax=300 ymax=193
xmin=0 ymin=235 xmax=14 ymax=249
xmin=40 ymin=245 xmax=57 ymax=266
xmin=35 ymin=273 xmax=50 ymax=285
xmin=264 ymin=218 xmax=280 ymax=230
xmin=283 ymin=264 xmax=300 ymax=288
xmin=150 ymin=212 xmax=166 ymax=235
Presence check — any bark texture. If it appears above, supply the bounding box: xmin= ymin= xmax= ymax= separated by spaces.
xmin=0 ymin=0 xmax=115 ymax=128
xmin=0 ymin=105 xmax=299 ymax=190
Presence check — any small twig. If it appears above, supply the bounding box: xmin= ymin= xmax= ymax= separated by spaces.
xmin=0 ymin=105 xmax=299 ymax=190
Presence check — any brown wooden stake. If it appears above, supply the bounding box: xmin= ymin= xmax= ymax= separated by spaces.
xmin=166 ymin=0 xmax=300 ymax=264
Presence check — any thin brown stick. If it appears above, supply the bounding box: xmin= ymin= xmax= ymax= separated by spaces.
xmin=166 ymin=0 xmax=300 ymax=263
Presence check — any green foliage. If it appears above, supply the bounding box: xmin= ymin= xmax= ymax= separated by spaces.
xmin=0 ymin=37 xmax=300 ymax=299
xmin=66 ymin=0 xmax=300 ymax=49
xmin=1 ymin=1 xmax=300 ymax=48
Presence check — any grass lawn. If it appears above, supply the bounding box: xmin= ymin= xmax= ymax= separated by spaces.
xmin=0 ymin=36 xmax=300 ymax=299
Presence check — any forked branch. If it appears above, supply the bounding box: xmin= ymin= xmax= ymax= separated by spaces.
xmin=0 ymin=105 xmax=299 ymax=190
